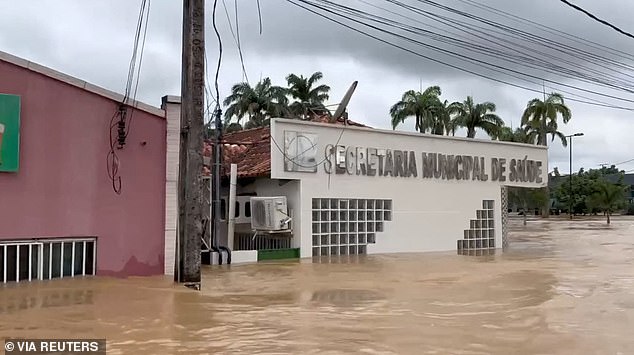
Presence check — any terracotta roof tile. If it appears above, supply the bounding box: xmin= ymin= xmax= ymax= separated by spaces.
xmin=203 ymin=117 xmax=369 ymax=179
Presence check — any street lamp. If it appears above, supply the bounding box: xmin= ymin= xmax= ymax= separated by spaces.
xmin=566 ymin=132 xmax=584 ymax=219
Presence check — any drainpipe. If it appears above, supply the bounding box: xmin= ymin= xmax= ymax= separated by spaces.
xmin=227 ymin=164 xmax=238 ymax=250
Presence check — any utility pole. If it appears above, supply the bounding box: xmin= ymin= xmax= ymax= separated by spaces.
xmin=177 ymin=0 xmax=204 ymax=286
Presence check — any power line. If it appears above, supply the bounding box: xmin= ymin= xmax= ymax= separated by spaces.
xmin=353 ymin=0 xmax=634 ymax=97
xmin=233 ymin=0 xmax=249 ymax=84
xmin=125 ymin=0 xmax=151 ymax=140
xmin=558 ymin=0 xmax=634 ymax=40
xmin=396 ymin=0 xmax=634 ymax=91
xmin=457 ymin=0 xmax=634 ymax=62
xmin=107 ymin=0 xmax=151 ymax=195
xmin=352 ymin=0 xmax=634 ymax=107
xmin=220 ymin=0 xmax=249 ymax=84
xmin=256 ymin=0 xmax=263 ymax=34
xmin=614 ymin=158 xmax=634 ymax=166
xmin=396 ymin=1 xmax=634 ymax=87
xmin=288 ymin=0 xmax=634 ymax=111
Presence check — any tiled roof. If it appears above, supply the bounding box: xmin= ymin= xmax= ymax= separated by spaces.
xmin=203 ymin=116 xmax=369 ymax=179
xmin=311 ymin=115 xmax=368 ymax=127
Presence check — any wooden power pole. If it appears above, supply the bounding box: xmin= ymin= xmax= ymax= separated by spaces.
xmin=177 ymin=0 xmax=204 ymax=286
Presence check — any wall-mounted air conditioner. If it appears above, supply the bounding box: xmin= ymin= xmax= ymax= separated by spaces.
xmin=250 ymin=196 xmax=290 ymax=231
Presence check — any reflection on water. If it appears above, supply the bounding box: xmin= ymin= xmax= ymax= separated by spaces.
xmin=1 ymin=217 xmax=634 ymax=354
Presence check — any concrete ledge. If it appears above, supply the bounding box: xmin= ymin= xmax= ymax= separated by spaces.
xmin=232 ymin=250 xmax=258 ymax=264
xmin=0 ymin=50 xmax=165 ymax=117
xmin=209 ymin=250 xmax=258 ymax=265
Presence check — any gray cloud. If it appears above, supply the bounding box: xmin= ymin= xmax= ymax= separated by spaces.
xmin=0 ymin=0 xmax=633 ymax=172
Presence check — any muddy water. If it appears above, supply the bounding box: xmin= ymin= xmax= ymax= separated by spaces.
xmin=1 ymin=217 xmax=634 ymax=354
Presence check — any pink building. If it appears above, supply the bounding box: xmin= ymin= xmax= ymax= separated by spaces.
xmin=0 ymin=51 xmax=181 ymax=281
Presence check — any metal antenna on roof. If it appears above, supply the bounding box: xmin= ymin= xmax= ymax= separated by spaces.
xmin=330 ymin=81 xmax=358 ymax=125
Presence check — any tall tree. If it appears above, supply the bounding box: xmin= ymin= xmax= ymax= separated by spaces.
xmin=286 ymin=72 xmax=331 ymax=120
xmin=450 ymin=96 xmax=504 ymax=138
xmin=223 ymin=78 xmax=289 ymax=128
xmin=524 ymin=118 xmax=568 ymax=147
xmin=521 ymin=92 xmax=572 ymax=217
xmin=437 ymin=100 xmax=458 ymax=136
xmin=390 ymin=86 xmax=443 ymax=134
xmin=521 ymin=93 xmax=572 ymax=146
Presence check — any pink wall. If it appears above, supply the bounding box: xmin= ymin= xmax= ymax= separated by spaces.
xmin=0 ymin=60 xmax=166 ymax=277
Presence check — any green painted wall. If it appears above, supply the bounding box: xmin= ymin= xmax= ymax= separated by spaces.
xmin=0 ymin=94 xmax=21 ymax=172
xmin=257 ymin=248 xmax=300 ymax=261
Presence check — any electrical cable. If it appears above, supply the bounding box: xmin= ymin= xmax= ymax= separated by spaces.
xmin=357 ymin=0 xmax=634 ymax=89
xmin=233 ymin=0 xmax=249 ymax=84
xmin=212 ymin=0 xmax=223 ymax=110
xmin=256 ymin=0 xmax=263 ymax=34
xmin=558 ymin=0 xmax=634 ymax=40
xmin=211 ymin=0 xmax=225 ymax=248
xmin=351 ymin=0 xmax=634 ymax=99
xmin=386 ymin=0 xmax=634 ymax=87
xmin=125 ymin=0 xmax=151 ymax=139
xmin=360 ymin=0 xmax=632 ymax=100
xmin=106 ymin=0 xmax=151 ymax=195
xmin=457 ymin=0 xmax=634 ymax=61
xmin=612 ymin=158 xmax=634 ymax=166
xmin=366 ymin=0 xmax=634 ymax=94
xmin=220 ymin=0 xmax=249 ymax=84
xmin=285 ymin=0 xmax=634 ymax=112
xmin=407 ymin=0 xmax=634 ymax=73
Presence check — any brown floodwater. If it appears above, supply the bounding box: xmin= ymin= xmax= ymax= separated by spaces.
xmin=1 ymin=217 xmax=634 ymax=354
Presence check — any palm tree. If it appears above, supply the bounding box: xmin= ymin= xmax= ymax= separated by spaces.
xmin=524 ymin=119 xmax=568 ymax=147
xmin=445 ymin=118 xmax=460 ymax=136
xmin=223 ymin=78 xmax=289 ymax=128
xmin=521 ymin=93 xmax=571 ymax=146
xmin=587 ymin=182 xmax=626 ymax=224
xmin=286 ymin=72 xmax=331 ymax=120
xmin=521 ymin=93 xmax=572 ymax=218
xmin=435 ymin=100 xmax=457 ymax=136
xmin=390 ymin=86 xmax=442 ymax=134
xmin=496 ymin=126 xmax=514 ymax=141
xmin=497 ymin=126 xmax=531 ymax=143
xmin=451 ymin=96 xmax=504 ymax=138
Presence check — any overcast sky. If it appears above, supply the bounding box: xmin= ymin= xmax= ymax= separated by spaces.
xmin=1 ymin=0 xmax=633 ymax=174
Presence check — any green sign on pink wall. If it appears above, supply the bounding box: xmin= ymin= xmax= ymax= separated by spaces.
xmin=0 ymin=94 xmax=21 ymax=172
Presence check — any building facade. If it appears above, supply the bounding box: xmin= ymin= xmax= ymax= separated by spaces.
xmin=208 ymin=118 xmax=548 ymax=263
xmin=0 ymin=51 xmax=177 ymax=282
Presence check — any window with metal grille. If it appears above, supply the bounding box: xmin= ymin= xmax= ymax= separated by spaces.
xmin=0 ymin=238 xmax=96 ymax=284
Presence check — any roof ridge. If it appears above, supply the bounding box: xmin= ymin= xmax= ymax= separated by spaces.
xmin=0 ymin=50 xmax=164 ymax=117
xmin=223 ymin=125 xmax=269 ymax=136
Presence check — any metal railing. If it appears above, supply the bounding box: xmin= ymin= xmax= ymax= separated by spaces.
xmin=234 ymin=233 xmax=292 ymax=251
xmin=1 ymin=238 xmax=96 ymax=284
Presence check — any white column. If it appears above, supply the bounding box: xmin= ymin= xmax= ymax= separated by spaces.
xmin=161 ymin=95 xmax=182 ymax=276
xmin=227 ymin=164 xmax=238 ymax=250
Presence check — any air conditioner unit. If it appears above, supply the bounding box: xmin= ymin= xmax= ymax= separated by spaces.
xmin=250 ymin=196 xmax=289 ymax=231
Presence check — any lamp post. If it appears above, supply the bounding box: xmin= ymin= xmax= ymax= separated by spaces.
xmin=566 ymin=133 xmax=584 ymax=219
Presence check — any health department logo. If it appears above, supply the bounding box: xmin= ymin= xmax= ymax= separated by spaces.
xmin=283 ymin=131 xmax=318 ymax=173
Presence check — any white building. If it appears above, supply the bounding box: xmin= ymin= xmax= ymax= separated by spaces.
xmin=166 ymin=116 xmax=548 ymax=268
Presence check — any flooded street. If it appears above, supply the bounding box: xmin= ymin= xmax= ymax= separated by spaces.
xmin=1 ymin=217 xmax=634 ymax=354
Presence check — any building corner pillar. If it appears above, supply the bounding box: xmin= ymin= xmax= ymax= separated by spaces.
xmin=162 ymin=95 xmax=182 ymax=276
